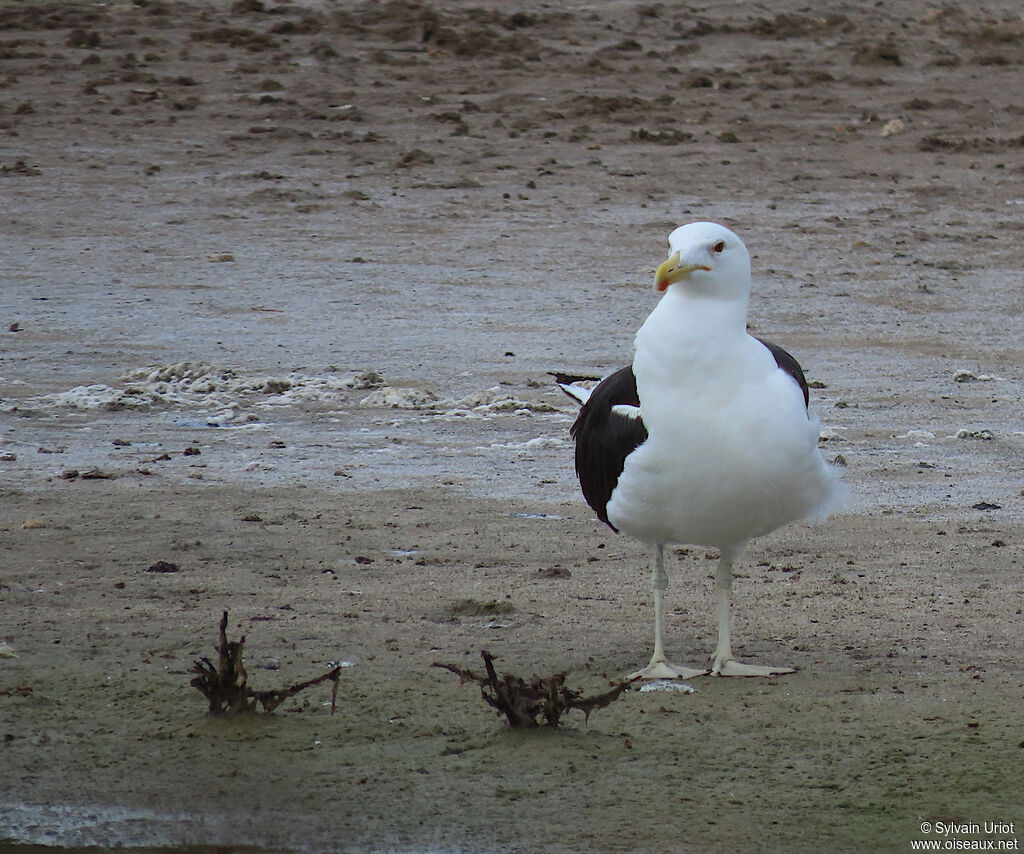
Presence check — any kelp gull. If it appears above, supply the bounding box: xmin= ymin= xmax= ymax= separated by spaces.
xmin=559 ymin=222 xmax=846 ymax=679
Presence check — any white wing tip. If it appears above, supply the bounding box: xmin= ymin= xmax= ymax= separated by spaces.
xmin=557 ymin=382 xmax=592 ymax=405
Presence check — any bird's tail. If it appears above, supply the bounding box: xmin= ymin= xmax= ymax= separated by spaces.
xmin=805 ymin=458 xmax=854 ymax=524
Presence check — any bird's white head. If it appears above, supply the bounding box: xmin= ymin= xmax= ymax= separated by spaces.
xmin=654 ymin=222 xmax=751 ymax=302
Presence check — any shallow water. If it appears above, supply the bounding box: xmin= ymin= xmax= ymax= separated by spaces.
xmin=4 ymin=350 xmax=1021 ymax=520
xmin=1 ymin=801 xmax=250 ymax=850
xmin=1 ymin=799 xmax=491 ymax=853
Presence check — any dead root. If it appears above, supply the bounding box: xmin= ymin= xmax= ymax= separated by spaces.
xmin=190 ymin=611 xmax=341 ymax=716
xmin=433 ymin=650 xmax=636 ymax=728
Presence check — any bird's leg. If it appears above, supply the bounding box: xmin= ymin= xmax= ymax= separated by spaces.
xmin=649 ymin=544 xmax=671 ymax=666
xmin=711 ymin=549 xmax=795 ymax=677
xmin=629 ymin=544 xmax=708 ymax=681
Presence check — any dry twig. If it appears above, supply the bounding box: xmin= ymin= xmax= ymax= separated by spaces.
xmin=190 ymin=611 xmax=341 ymax=715
xmin=433 ymin=650 xmax=635 ymax=728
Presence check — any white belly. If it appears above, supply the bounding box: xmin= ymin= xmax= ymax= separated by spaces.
xmin=606 ymin=366 xmax=841 ymax=549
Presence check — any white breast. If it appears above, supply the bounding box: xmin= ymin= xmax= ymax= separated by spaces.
xmin=606 ymin=298 xmax=843 ymax=548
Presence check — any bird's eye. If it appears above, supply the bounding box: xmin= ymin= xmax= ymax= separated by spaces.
xmin=712 ymin=240 xmax=726 ymax=254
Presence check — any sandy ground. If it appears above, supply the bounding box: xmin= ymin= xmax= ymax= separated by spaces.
xmin=2 ymin=0 xmax=1023 ymax=851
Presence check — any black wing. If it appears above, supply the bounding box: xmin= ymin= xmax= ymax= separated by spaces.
xmin=756 ymin=337 xmax=809 ymax=408
xmin=570 ymin=366 xmax=648 ymax=532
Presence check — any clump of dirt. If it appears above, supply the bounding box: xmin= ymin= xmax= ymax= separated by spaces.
xmin=748 ymin=13 xmax=852 ymax=38
xmin=0 ymin=159 xmax=41 ymax=176
xmin=189 ymin=25 xmax=278 ymax=52
xmin=852 ymin=39 xmax=902 ymax=66
xmin=447 ymin=598 xmax=515 ymax=617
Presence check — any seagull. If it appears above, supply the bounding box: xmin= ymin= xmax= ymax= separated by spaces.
xmin=559 ymin=222 xmax=846 ymax=679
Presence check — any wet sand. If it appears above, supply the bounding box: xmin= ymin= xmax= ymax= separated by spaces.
xmin=2 ymin=1 xmax=1023 ymax=851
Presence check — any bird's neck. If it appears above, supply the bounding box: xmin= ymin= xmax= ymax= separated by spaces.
xmin=638 ymin=286 xmax=749 ymax=352
xmin=632 ymin=287 xmax=752 ymax=404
